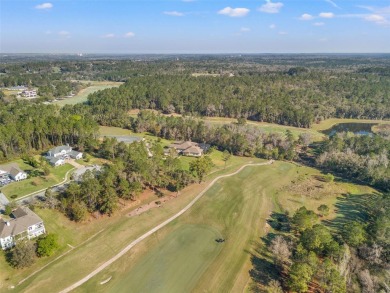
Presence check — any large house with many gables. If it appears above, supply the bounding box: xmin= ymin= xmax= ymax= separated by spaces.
xmin=0 ymin=207 xmax=46 ymax=250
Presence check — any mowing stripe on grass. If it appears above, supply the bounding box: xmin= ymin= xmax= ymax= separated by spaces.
xmin=58 ymin=160 xmax=273 ymax=293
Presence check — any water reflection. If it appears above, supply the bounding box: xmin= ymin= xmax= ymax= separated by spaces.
xmin=322 ymin=123 xmax=377 ymax=136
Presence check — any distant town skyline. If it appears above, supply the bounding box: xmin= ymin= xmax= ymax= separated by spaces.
xmin=1 ymin=0 xmax=390 ymax=53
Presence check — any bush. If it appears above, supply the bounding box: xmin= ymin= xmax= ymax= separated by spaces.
xmin=10 ymin=240 xmax=36 ymax=268
xmin=36 ymin=234 xmax=59 ymax=257
xmin=10 ymin=194 xmax=18 ymax=199
xmin=318 ymin=204 xmax=330 ymax=217
xmin=323 ymin=173 xmax=335 ymax=182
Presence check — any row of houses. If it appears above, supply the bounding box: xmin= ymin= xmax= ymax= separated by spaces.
xmin=0 ymin=207 xmax=46 ymax=250
xmin=6 ymin=86 xmax=37 ymax=98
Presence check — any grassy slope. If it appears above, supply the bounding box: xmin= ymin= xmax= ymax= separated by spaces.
xmin=1 ymin=163 xmax=73 ymax=199
xmin=311 ymin=118 xmax=390 ymax=132
xmin=203 ymin=117 xmax=325 ymax=141
xmin=54 ymin=82 xmax=122 ymax=106
xmin=5 ymin=156 xmax=254 ymax=293
xmin=1 ymin=159 xmax=375 ymax=293
xmin=75 ymin=161 xmax=374 ymax=293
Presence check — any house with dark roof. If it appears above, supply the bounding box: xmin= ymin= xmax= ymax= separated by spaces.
xmin=49 ymin=157 xmax=65 ymax=167
xmin=0 ymin=207 xmax=45 ymax=250
xmin=9 ymin=167 xmax=28 ymax=181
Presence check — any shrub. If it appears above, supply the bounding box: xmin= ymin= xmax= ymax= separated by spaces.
xmin=36 ymin=234 xmax=59 ymax=257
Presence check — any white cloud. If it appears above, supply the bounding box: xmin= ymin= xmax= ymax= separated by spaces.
xmin=313 ymin=22 xmax=325 ymax=26
xmin=58 ymin=31 xmax=70 ymax=36
xmin=258 ymin=0 xmax=283 ymax=14
xmin=364 ymin=14 xmax=389 ymax=25
xmin=124 ymin=32 xmax=135 ymax=38
xmin=299 ymin=13 xmax=314 ymax=20
xmin=319 ymin=37 xmax=328 ymax=42
xmin=35 ymin=2 xmax=53 ymax=10
xmin=57 ymin=31 xmax=70 ymax=39
xmin=325 ymin=0 xmax=340 ymax=9
xmin=319 ymin=12 xmax=335 ymax=18
xmin=218 ymin=7 xmax=250 ymax=17
xmin=358 ymin=5 xmax=390 ymax=14
xmin=240 ymin=27 xmax=251 ymax=32
xmin=102 ymin=33 xmax=115 ymax=38
xmin=45 ymin=30 xmax=52 ymax=35
xmin=269 ymin=24 xmax=276 ymax=29
xmin=278 ymin=31 xmax=288 ymax=35
xmin=163 ymin=11 xmax=184 ymax=16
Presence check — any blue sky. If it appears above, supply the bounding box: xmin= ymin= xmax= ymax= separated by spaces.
xmin=1 ymin=0 xmax=389 ymax=53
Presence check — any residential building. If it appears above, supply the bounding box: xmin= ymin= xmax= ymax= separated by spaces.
xmin=49 ymin=157 xmax=65 ymax=167
xmin=0 ymin=207 xmax=46 ymax=250
xmin=22 ymin=89 xmax=37 ymax=98
xmin=9 ymin=167 xmax=28 ymax=181
xmin=0 ymin=164 xmax=27 ymax=181
xmin=46 ymin=144 xmax=82 ymax=166
xmin=167 ymin=141 xmax=210 ymax=157
xmin=47 ymin=145 xmax=73 ymax=158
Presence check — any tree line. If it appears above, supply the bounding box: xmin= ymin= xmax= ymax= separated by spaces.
xmin=316 ymin=133 xmax=390 ymax=191
xmin=57 ymin=139 xmax=212 ymax=220
xmin=81 ymin=72 xmax=389 ymax=128
xmin=254 ymin=197 xmax=390 ymax=292
xmin=0 ymin=100 xmax=98 ymax=161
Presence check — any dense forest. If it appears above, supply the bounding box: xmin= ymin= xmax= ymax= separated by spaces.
xmin=258 ymin=193 xmax=390 ymax=293
xmin=1 ymin=55 xmax=390 ymax=127
xmin=316 ymin=133 xmax=390 ymax=191
xmin=83 ymin=72 xmax=389 ymax=127
xmin=0 ymin=101 xmax=98 ymax=161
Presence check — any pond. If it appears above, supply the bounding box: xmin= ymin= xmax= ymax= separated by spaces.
xmin=322 ymin=123 xmax=377 ymax=136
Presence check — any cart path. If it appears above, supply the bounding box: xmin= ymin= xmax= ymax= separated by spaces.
xmin=59 ymin=160 xmax=274 ymax=293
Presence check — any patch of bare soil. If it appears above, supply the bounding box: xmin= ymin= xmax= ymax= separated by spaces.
xmin=285 ymin=175 xmax=346 ymax=200
xmin=127 ymin=191 xmax=179 ymax=217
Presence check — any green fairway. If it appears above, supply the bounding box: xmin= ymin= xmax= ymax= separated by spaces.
xmin=202 ymin=117 xmax=325 ymax=141
xmin=2 ymin=159 xmax=375 ymax=293
xmin=76 ymin=162 xmax=289 ymax=293
xmin=108 ymin=225 xmax=222 ymax=293
xmin=311 ymin=118 xmax=390 ymax=132
xmin=54 ymin=82 xmax=122 ymax=106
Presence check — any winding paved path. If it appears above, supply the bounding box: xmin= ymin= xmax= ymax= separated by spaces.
xmin=59 ymin=160 xmax=274 ymax=293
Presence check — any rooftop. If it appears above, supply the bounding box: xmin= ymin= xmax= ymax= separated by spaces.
xmin=0 ymin=207 xmax=43 ymax=239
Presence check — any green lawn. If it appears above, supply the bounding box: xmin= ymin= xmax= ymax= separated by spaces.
xmin=1 ymin=163 xmax=74 ymax=199
xmin=106 ymin=225 xmax=223 ymax=293
xmin=2 ymin=158 xmax=376 ymax=293
xmin=54 ymin=82 xmax=122 ymax=106
xmin=202 ymin=117 xmax=325 ymax=141
xmin=311 ymin=118 xmax=390 ymax=132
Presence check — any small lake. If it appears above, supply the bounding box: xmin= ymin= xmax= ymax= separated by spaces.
xmin=322 ymin=123 xmax=377 ymax=136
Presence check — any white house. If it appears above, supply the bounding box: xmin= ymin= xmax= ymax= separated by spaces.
xmin=69 ymin=150 xmax=83 ymax=160
xmin=46 ymin=144 xmax=83 ymax=166
xmin=9 ymin=167 xmax=28 ymax=181
xmin=49 ymin=157 xmax=65 ymax=167
xmin=22 ymin=90 xmax=37 ymax=98
xmin=47 ymin=145 xmax=73 ymax=158
xmin=0 ymin=207 xmax=46 ymax=250
xmin=0 ymin=164 xmax=27 ymax=181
